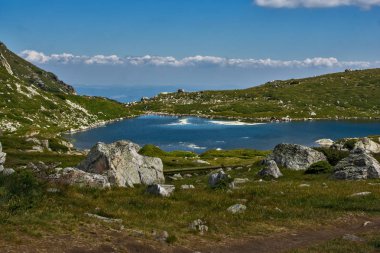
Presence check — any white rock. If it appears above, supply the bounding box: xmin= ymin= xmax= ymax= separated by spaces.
xmin=181 ymin=184 xmax=195 ymax=190
xmin=147 ymin=184 xmax=175 ymax=197
xmin=227 ymin=204 xmax=247 ymax=214
xmin=349 ymin=192 xmax=371 ymax=197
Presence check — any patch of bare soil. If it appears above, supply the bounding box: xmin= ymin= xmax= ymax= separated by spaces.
xmin=0 ymin=217 xmax=379 ymax=253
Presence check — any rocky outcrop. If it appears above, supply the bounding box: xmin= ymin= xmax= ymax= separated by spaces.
xmin=146 ymin=184 xmax=175 ymax=197
xmin=354 ymin=137 xmax=380 ymax=154
xmin=208 ymin=170 xmax=230 ymax=188
xmin=258 ymin=160 xmax=283 ymax=178
xmin=332 ymin=150 xmax=380 ymax=180
xmin=0 ymin=142 xmax=6 ymax=172
xmin=78 ymin=141 xmax=164 ymax=187
xmin=268 ymin=144 xmax=327 ymax=170
xmin=49 ymin=167 xmax=110 ymax=188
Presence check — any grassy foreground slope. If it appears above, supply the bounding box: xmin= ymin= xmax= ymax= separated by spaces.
xmin=131 ymin=68 xmax=380 ymax=120
xmin=0 ymin=42 xmax=136 ymax=136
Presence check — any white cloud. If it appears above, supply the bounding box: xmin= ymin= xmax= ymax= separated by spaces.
xmin=19 ymin=50 xmax=376 ymax=69
xmin=84 ymin=55 xmax=123 ymax=65
xmin=254 ymin=0 xmax=380 ymax=8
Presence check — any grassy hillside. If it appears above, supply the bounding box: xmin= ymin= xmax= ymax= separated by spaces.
xmin=131 ymin=68 xmax=380 ymax=120
xmin=0 ymin=42 xmax=137 ymax=136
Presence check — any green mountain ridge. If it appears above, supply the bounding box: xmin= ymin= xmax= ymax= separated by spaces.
xmin=0 ymin=42 xmax=133 ymax=136
xmin=131 ymin=68 xmax=380 ymax=120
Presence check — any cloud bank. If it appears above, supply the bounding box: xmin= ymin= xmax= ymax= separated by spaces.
xmin=19 ymin=50 xmax=375 ymax=69
xmin=254 ymin=0 xmax=380 ymax=8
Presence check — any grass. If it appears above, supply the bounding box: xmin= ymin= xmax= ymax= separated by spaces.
xmin=0 ymin=164 xmax=379 ymax=249
xmin=290 ymin=231 xmax=380 ymax=253
xmin=130 ymin=68 xmax=380 ymax=120
xmin=139 ymin=144 xmax=268 ymax=170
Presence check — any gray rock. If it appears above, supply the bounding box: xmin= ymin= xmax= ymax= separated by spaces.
xmin=315 ymin=138 xmax=334 ymax=147
xmin=342 ymin=234 xmax=364 ymax=242
xmin=350 ymin=192 xmax=371 ymax=197
xmin=147 ymin=184 xmax=175 ymax=197
xmin=168 ymin=173 xmax=183 ymax=181
xmin=333 ymin=152 xmax=380 ymax=180
xmin=181 ymin=184 xmax=195 ymax=189
xmin=258 ymin=160 xmax=283 ymax=178
xmin=0 ymin=142 xmax=6 ymax=172
xmin=2 ymin=168 xmax=15 ymax=176
xmin=227 ymin=204 xmax=247 ymax=214
xmin=189 ymin=219 xmax=208 ymax=235
xmin=78 ymin=141 xmax=164 ymax=187
xmin=268 ymin=143 xmax=327 ymax=170
xmin=49 ymin=167 xmax=110 ymax=188
xmin=208 ymin=170 xmax=230 ymax=188
xmin=85 ymin=213 xmax=122 ymax=223
xmin=354 ymin=137 xmax=380 ymax=154
xmin=153 ymin=230 xmax=169 ymax=242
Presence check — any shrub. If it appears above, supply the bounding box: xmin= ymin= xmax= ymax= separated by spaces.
xmin=305 ymin=161 xmax=333 ymax=174
xmin=314 ymin=147 xmax=349 ymax=166
xmin=49 ymin=138 xmax=69 ymax=152
xmin=343 ymin=139 xmax=357 ymax=150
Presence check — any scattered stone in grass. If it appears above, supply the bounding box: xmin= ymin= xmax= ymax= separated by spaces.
xmin=298 ymin=184 xmax=310 ymax=187
xmin=46 ymin=188 xmax=60 ymax=193
xmin=227 ymin=204 xmax=247 ymax=214
xmin=189 ymin=219 xmax=208 ymax=235
xmin=368 ymin=183 xmax=380 ymax=186
xmin=233 ymin=178 xmax=250 ymax=184
xmin=196 ymin=159 xmax=210 ymax=165
xmin=2 ymin=168 xmax=15 ymax=175
xmin=322 ymin=182 xmax=328 ymax=188
xmin=349 ymin=192 xmax=371 ymax=197
xmin=85 ymin=213 xmax=122 ymax=223
xmin=169 ymin=173 xmax=183 ymax=181
xmin=235 ymin=167 xmax=243 ymax=170
xmin=147 ymin=184 xmax=175 ymax=197
xmin=181 ymin=184 xmax=195 ymax=190
xmin=208 ymin=170 xmax=232 ymax=189
xmin=275 ymin=207 xmax=283 ymax=213
xmin=342 ymin=234 xmax=365 ymax=242
xmin=152 ymin=230 xmax=169 ymax=243
xmin=363 ymin=221 xmax=372 ymax=227
xmin=258 ymin=160 xmax=283 ymax=178
xmin=226 ymin=167 xmax=232 ymax=171
xmin=183 ymin=174 xmax=192 ymax=178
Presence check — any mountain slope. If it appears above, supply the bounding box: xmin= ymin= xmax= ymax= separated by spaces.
xmin=0 ymin=42 xmax=135 ymax=136
xmin=131 ymin=69 xmax=380 ymax=120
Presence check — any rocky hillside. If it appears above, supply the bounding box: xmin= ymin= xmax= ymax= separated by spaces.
xmin=0 ymin=42 xmax=135 ymax=136
xmin=131 ymin=68 xmax=380 ymax=120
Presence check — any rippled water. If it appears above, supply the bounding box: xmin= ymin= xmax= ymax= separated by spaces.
xmin=65 ymin=115 xmax=380 ymax=152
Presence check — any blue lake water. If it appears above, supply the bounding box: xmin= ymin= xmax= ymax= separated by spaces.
xmin=65 ymin=115 xmax=380 ymax=152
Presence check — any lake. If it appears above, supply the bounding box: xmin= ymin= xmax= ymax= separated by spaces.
xmin=65 ymin=115 xmax=380 ymax=152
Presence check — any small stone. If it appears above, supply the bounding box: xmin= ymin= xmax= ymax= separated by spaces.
xmin=342 ymin=234 xmax=364 ymax=242
xmin=153 ymin=230 xmax=169 ymax=242
xmin=147 ymin=184 xmax=175 ymax=197
xmin=227 ymin=204 xmax=246 ymax=214
xmin=298 ymin=184 xmax=310 ymax=187
xmin=2 ymin=168 xmax=15 ymax=176
xmin=181 ymin=184 xmax=195 ymax=190
xmin=47 ymin=188 xmax=60 ymax=193
xmin=363 ymin=221 xmax=372 ymax=227
xmin=350 ymin=192 xmax=371 ymax=197
xmin=188 ymin=219 xmax=208 ymax=235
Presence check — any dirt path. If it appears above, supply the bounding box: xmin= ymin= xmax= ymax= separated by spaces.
xmin=199 ymin=216 xmax=380 ymax=253
xmin=1 ymin=217 xmax=379 ymax=253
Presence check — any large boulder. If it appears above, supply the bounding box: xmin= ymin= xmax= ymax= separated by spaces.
xmin=49 ymin=167 xmax=110 ymax=188
xmin=268 ymin=144 xmax=327 ymax=170
xmin=258 ymin=160 xmax=283 ymax=178
xmin=332 ymin=150 xmax=380 ymax=180
xmin=78 ymin=141 xmax=164 ymax=187
xmin=0 ymin=142 xmax=6 ymax=172
xmin=354 ymin=138 xmax=380 ymax=154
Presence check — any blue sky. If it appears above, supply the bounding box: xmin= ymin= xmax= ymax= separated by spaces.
xmin=1 ymin=0 xmax=380 ymax=101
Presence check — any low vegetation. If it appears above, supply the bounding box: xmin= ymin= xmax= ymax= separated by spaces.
xmin=130 ymin=68 xmax=380 ymax=120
